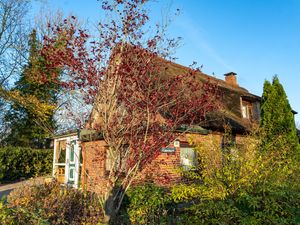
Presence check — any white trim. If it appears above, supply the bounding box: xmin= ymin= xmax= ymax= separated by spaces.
xmin=52 ymin=135 xmax=81 ymax=188
xmin=52 ymin=139 xmax=57 ymax=178
xmin=74 ymin=141 xmax=81 ymax=188
xmin=53 ymin=163 xmax=66 ymax=166
xmin=55 ymin=135 xmax=77 ymax=142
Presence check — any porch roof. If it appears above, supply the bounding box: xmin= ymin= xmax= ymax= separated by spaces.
xmin=79 ymin=125 xmax=210 ymax=142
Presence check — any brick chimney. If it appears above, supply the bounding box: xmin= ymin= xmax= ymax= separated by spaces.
xmin=224 ymin=72 xmax=238 ymax=86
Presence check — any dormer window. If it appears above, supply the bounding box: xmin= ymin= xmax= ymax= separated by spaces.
xmin=241 ymin=96 xmax=260 ymax=121
xmin=241 ymin=101 xmax=250 ymax=119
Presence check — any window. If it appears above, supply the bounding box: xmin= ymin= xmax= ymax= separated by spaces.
xmin=70 ymin=142 xmax=75 ymax=163
xmin=241 ymin=103 xmax=249 ymax=119
xmin=55 ymin=140 xmax=66 ymax=163
xmin=241 ymin=98 xmax=261 ymax=121
xmin=241 ymin=100 xmax=253 ymax=119
xmin=180 ymin=147 xmax=197 ymax=170
xmin=69 ymin=168 xmax=75 ymax=181
xmin=242 ymin=101 xmax=250 ymax=119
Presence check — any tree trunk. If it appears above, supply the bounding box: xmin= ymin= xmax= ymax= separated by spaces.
xmin=103 ymin=186 xmax=118 ymax=224
xmin=103 ymin=197 xmax=116 ymax=224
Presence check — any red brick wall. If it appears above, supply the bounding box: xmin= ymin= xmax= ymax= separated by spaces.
xmin=80 ymin=133 xmax=250 ymax=194
xmin=136 ymin=143 xmax=181 ymax=186
xmin=81 ymin=140 xmax=109 ymax=194
xmin=81 ymin=139 xmax=183 ymax=193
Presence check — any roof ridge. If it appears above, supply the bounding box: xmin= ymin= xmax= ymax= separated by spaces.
xmin=165 ymin=59 xmax=250 ymax=93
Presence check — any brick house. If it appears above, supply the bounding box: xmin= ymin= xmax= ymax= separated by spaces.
xmin=52 ymin=60 xmax=268 ymax=193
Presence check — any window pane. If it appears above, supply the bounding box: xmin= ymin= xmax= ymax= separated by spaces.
xmin=242 ymin=105 xmax=248 ymax=118
xmin=180 ymin=147 xmax=197 ymax=170
xmin=55 ymin=140 xmax=66 ymax=163
xmin=54 ymin=165 xmax=65 ymax=184
xmin=70 ymin=142 xmax=75 ymax=162
xmin=69 ymin=168 xmax=74 ymax=179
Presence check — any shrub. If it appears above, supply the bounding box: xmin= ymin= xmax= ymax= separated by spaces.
xmin=118 ymin=183 xmax=173 ymax=224
xmin=0 ymin=146 xmax=53 ymax=182
xmin=0 ymin=201 xmax=49 ymax=225
xmin=170 ymin=131 xmax=300 ymax=225
xmin=1 ymin=181 xmax=103 ymax=225
xmin=171 ymin=182 xmax=300 ymax=225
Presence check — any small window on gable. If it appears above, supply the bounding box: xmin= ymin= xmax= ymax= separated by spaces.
xmin=180 ymin=147 xmax=197 ymax=170
xmin=242 ymin=100 xmax=252 ymax=119
xmin=241 ymin=103 xmax=249 ymax=119
xmin=241 ymin=100 xmax=253 ymax=119
xmin=241 ymin=96 xmax=261 ymax=121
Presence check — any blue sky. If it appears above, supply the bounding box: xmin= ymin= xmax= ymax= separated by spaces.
xmin=33 ymin=0 xmax=300 ymax=124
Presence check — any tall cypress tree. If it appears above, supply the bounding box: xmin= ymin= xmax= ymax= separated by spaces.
xmin=3 ymin=30 xmax=60 ymax=148
xmin=260 ymin=76 xmax=299 ymax=155
xmin=260 ymin=80 xmax=273 ymax=131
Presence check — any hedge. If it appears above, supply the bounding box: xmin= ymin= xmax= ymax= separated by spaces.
xmin=116 ymin=183 xmax=300 ymax=225
xmin=0 ymin=146 xmax=53 ymax=183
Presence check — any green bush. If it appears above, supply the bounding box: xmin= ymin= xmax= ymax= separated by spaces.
xmin=169 ymin=132 xmax=300 ymax=225
xmin=172 ymin=183 xmax=300 ymax=225
xmin=0 ymin=146 xmax=53 ymax=182
xmin=0 ymin=201 xmax=49 ymax=225
xmin=116 ymin=181 xmax=300 ymax=225
xmin=116 ymin=133 xmax=300 ymax=224
xmin=1 ymin=181 xmax=103 ymax=225
xmin=118 ymin=183 xmax=173 ymax=224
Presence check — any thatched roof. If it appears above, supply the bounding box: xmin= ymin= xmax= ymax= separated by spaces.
xmin=86 ymin=48 xmax=261 ymax=135
xmin=160 ymin=61 xmax=260 ymax=134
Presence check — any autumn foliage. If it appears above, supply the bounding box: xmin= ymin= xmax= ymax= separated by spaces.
xmin=40 ymin=0 xmax=220 ymax=222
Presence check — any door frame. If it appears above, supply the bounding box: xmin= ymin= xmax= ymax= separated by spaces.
xmin=53 ymin=134 xmax=81 ymax=188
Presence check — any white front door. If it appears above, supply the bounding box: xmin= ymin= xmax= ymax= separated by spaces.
xmin=53 ymin=135 xmax=80 ymax=188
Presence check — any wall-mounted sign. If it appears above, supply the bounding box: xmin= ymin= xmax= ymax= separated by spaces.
xmin=161 ymin=147 xmax=176 ymax=153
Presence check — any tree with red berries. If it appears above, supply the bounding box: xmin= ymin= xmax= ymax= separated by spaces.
xmin=41 ymin=0 xmax=220 ymax=222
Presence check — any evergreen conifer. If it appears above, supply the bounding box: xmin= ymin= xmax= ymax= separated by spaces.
xmin=260 ymin=76 xmax=299 ymax=156
xmin=3 ymin=30 xmax=60 ymax=148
